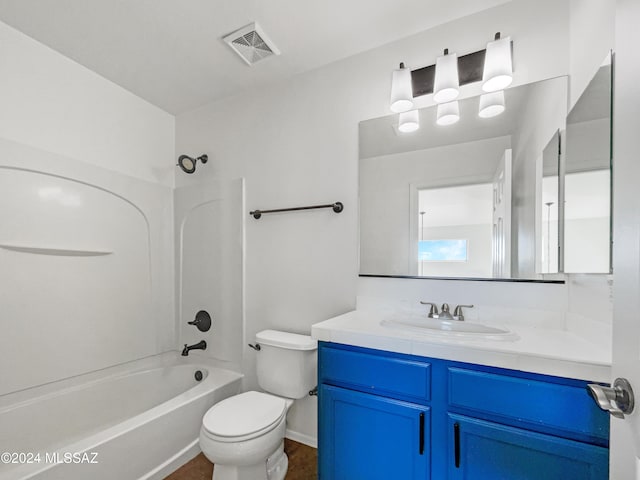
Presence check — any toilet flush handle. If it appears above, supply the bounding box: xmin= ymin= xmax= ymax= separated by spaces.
xmin=248 ymin=343 xmax=261 ymax=351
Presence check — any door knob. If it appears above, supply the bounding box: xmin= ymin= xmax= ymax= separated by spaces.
xmin=587 ymin=378 xmax=635 ymax=419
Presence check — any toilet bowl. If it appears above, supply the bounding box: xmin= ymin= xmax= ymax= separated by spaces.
xmin=200 ymin=391 xmax=293 ymax=480
xmin=199 ymin=330 xmax=317 ymax=480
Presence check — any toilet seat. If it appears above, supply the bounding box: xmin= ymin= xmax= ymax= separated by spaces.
xmin=202 ymin=391 xmax=287 ymax=443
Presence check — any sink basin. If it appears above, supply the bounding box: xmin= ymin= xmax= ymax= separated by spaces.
xmin=380 ymin=316 xmax=518 ymax=341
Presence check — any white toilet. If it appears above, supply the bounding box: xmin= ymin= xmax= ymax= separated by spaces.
xmin=199 ymin=330 xmax=317 ymax=480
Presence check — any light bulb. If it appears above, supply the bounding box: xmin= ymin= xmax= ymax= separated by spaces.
xmin=398 ymin=110 xmax=419 ymax=133
xmin=482 ymin=33 xmax=513 ymax=92
xmin=436 ymin=101 xmax=460 ymax=126
xmin=433 ymin=49 xmax=459 ymax=104
xmin=479 ymin=91 xmax=506 ymax=118
xmin=390 ymin=62 xmax=413 ymax=113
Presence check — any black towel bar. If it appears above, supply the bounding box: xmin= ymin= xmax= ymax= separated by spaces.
xmin=249 ymin=202 xmax=343 ymax=219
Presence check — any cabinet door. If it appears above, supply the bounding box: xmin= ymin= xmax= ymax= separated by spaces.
xmin=319 ymin=385 xmax=429 ymax=480
xmin=447 ymin=415 xmax=608 ymax=480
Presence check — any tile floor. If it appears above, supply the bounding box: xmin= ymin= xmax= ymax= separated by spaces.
xmin=164 ymin=439 xmax=317 ymax=480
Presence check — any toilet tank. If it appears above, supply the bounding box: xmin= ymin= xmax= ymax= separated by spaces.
xmin=255 ymin=330 xmax=317 ymax=399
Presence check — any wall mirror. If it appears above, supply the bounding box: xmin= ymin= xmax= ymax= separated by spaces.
xmin=359 ymin=76 xmax=569 ymax=281
xmin=562 ymin=54 xmax=612 ymax=274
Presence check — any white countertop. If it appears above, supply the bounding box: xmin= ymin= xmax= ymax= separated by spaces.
xmin=312 ymin=310 xmax=612 ymax=383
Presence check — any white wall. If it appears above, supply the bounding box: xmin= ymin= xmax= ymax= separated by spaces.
xmin=565 ymin=218 xmax=610 ymax=272
xmin=175 ymin=0 xmax=572 ymax=444
xmin=357 ymin=275 xmax=568 ymax=329
xmin=569 ymin=0 xmax=616 ymax=108
xmin=0 ymin=20 xmax=175 ymax=187
xmin=360 ymin=136 xmax=508 ymax=275
xmin=566 ymin=119 xmax=610 ymax=172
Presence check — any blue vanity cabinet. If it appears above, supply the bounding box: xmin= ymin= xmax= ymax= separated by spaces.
xmin=318 ymin=343 xmax=432 ymax=480
xmin=320 ymin=385 xmax=430 ymax=480
xmin=318 ymin=342 xmax=609 ymax=480
xmin=447 ymin=414 xmax=608 ymax=480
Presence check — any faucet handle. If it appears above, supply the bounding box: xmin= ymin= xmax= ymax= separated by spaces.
xmin=187 ymin=310 xmax=212 ymax=332
xmin=453 ymin=304 xmax=474 ymax=321
xmin=420 ymin=301 xmax=439 ymax=318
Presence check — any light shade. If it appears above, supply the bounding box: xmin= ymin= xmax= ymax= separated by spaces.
xmin=479 ymin=91 xmax=506 ymax=118
xmin=433 ymin=50 xmax=459 ymax=104
xmin=398 ymin=110 xmax=419 ymax=133
xmin=390 ymin=62 xmax=413 ymax=113
xmin=482 ymin=33 xmax=513 ymax=92
xmin=436 ymin=101 xmax=460 ymax=126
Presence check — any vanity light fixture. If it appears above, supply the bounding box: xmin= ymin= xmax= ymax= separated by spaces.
xmin=478 ymin=90 xmax=506 ymax=118
xmin=398 ymin=109 xmax=420 ymax=133
xmin=482 ymin=32 xmax=513 ymax=92
xmin=390 ymin=33 xmax=514 ymax=125
xmin=390 ymin=62 xmax=414 ymax=113
xmin=433 ymin=49 xmax=459 ymax=104
xmin=436 ymin=101 xmax=460 ymax=126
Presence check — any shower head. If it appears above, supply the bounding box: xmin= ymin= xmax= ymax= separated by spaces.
xmin=177 ymin=154 xmax=208 ymax=174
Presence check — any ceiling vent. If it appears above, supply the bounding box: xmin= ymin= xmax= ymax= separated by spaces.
xmin=223 ymin=22 xmax=280 ymax=66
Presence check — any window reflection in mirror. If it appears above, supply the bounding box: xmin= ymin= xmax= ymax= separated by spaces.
xmin=417 ymin=183 xmax=492 ymax=277
xmin=563 ymin=54 xmax=612 ymax=274
xmin=359 ymin=76 xmax=568 ymax=281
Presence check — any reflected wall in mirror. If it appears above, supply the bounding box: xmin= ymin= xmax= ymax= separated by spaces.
xmin=563 ymin=54 xmax=612 ymax=274
xmin=540 ymin=131 xmax=560 ymax=274
xmin=359 ymin=76 xmax=568 ymax=280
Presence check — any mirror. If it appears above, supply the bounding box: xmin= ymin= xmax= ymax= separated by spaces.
xmin=359 ymin=76 xmax=568 ymax=280
xmin=539 ymin=131 xmax=560 ymax=274
xmin=562 ymin=54 xmax=612 ymax=274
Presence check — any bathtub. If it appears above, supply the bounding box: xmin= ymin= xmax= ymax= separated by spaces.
xmin=0 ymin=352 xmax=242 ymax=480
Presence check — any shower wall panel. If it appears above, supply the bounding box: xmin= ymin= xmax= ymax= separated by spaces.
xmin=174 ymin=179 xmax=244 ymax=372
xmin=0 ymin=138 xmax=175 ymax=396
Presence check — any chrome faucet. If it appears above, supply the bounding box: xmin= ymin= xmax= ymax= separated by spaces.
xmin=439 ymin=303 xmax=454 ymax=320
xmin=420 ymin=302 xmax=453 ymax=319
xmin=181 ymin=340 xmax=207 ymax=356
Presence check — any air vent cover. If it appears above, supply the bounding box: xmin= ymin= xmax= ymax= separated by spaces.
xmin=223 ymin=22 xmax=280 ymax=66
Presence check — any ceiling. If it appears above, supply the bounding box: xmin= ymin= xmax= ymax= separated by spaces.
xmin=568 ymin=63 xmax=611 ymax=124
xmin=0 ymin=0 xmax=509 ymax=114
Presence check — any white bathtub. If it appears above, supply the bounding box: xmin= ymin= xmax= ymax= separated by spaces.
xmin=0 ymin=352 xmax=242 ymax=480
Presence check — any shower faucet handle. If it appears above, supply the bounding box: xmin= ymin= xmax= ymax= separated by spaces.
xmin=188 ymin=310 xmax=212 ymax=332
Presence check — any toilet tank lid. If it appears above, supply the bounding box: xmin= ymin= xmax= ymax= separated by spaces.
xmin=256 ymin=330 xmax=317 ymax=351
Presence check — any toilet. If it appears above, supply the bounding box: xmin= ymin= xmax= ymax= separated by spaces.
xmin=199 ymin=330 xmax=317 ymax=480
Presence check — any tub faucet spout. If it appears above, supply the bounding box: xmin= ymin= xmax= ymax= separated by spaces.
xmin=182 ymin=340 xmax=207 ymax=356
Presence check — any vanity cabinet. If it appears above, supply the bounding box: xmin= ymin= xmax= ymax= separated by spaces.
xmin=321 ymin=385 xmax=429 ymax=479
xmin=318 ymin=342 xmax=609 ymax=480
xmin=447 ymin=415 xmax=607 ymax=479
